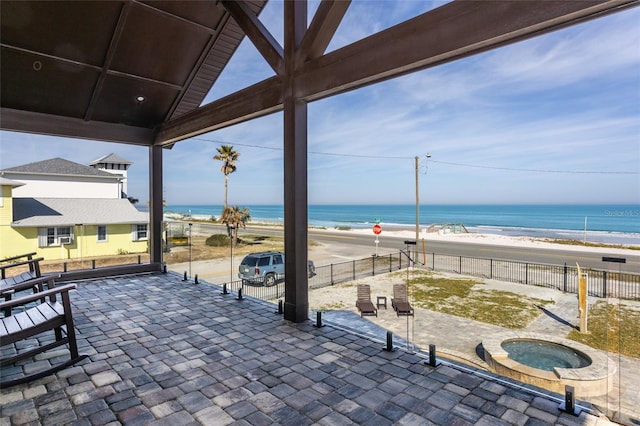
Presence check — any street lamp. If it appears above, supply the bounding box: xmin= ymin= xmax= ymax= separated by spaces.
xmin=415 ymin=154 xmax=431 ymax=246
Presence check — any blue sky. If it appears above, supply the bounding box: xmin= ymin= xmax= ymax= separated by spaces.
xmin=1 ymin=1 xmax=638 ymax=206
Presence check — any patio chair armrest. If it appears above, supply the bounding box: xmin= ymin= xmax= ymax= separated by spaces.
xmin=0 ymin=252 xmax=37 ymax=264
xmin=1 ymin=274 xmax=59 ymax=296
xmin=0 ymin=282 xmax=74 ymax=310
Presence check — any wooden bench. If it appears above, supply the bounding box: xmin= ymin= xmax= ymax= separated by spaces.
xmin=0 ymin=279 xmax=87 ymax=388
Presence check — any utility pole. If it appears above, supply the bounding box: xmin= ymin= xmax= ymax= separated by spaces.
xmin=415 ymin=154 xmax=431 ymax=245
xmin=415 ymin=156 xmax=419 ymax=245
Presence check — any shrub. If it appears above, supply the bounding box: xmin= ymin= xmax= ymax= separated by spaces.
xmin=205 ymin=234 xmax=231 ymax=247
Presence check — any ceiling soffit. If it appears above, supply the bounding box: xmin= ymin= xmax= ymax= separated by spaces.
xmin=0 ymin=0 xmax=266 ymax=143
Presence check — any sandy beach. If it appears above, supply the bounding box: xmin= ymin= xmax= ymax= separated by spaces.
xmin=325 ymin=225 xmax=638 ymax=255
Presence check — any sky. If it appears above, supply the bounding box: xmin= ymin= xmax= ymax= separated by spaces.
xmin=1 ymin=1 xmax=639 ymax=207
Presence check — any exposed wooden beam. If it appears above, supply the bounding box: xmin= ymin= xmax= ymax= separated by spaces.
xmin=295 ymin=0 xmax=639 ymax=101
xmin=1 ymin=108 xmax=155 ymax=146
xmin=296 ymin=0 xmax=351 ymax=66
xmin=84 ymin=2 xmax=131 ymax=121
xmin=221 ymin=0 xmax=284 ymax=75
xmin=155 ymin=77 xmax=283 ymax=146
xmin=157 ymin=0 xmax=637 ymax=145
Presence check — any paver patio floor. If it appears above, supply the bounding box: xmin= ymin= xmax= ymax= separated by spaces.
xmin=0 ymin=272 xmax=618 ymax=425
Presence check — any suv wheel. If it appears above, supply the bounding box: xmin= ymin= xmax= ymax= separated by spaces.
xmin=264 ymin=273 xmax=276 ymax=287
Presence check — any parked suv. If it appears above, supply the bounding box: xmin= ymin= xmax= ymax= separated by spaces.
xmin=238 ymin=251 xmax=315 ymax=286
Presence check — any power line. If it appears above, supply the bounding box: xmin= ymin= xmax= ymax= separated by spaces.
xmin=193 ymin=137 xmax=409 ymax=159
xmin=429 ymin=159 xmax=639 ymax=175
xmin=193 ymin=137 xmax=638 ymax=175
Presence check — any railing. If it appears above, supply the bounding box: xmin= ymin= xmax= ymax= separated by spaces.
xmin=422 ymin=252 xmax=639 ymax=300
xmin=220 ymin=250 xmax=640 ymax=302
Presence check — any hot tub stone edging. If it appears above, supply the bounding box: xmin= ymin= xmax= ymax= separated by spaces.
xmin=482 ymin=332 xmax=617 ymax=397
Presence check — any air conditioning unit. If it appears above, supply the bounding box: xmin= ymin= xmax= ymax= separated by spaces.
xmin=59 ymin=236 xmax=72 ymax=245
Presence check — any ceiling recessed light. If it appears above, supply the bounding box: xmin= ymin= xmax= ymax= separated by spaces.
xmin=136 ymin=95 xmax=145 ymax=103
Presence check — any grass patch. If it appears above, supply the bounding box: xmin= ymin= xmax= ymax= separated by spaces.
xmin=334 ymin=225 xmax=352 ymax=231
xmin=542 ymin=239 xmax=639 ymax=251
xmin=407 ymin=271 xmax=553 ymax=329
xmin=316 ymin=302 xmax=347 ymax=311
xmin=568 ymin=301 xmax=640 ymax=358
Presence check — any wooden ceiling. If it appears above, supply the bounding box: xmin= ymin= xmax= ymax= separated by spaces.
xmin=1 ymin=0 xmax=637 ymax=148
xmin=1 ymin=0 xmax=266 ymax=145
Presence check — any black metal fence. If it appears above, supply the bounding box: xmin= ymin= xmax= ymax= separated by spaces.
xmin=220 ymin=250 xmax=640 ymax=302
xmin=422 ymin=252 xmax=640 ymax=300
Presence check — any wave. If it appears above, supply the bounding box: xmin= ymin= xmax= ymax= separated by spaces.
xmin=164 ymin=204 xmax=639 ymax=245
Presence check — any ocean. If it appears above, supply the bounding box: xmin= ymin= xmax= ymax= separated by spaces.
xmin=161 ymin=204 xmax=639 ymax=245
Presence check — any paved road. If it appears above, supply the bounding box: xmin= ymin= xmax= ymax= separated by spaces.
xmin=187 ymin=222 xmax=640 ymax=273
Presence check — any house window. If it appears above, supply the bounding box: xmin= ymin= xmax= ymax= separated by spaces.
xmin=97 ymin=225 xmax=107 ymax=242
xmin=132 ymin=224 xmax=148 ymax=241
xmin=39 ymin=227 xmax=73 ymax=247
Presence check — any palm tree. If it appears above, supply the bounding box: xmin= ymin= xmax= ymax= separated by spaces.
xmin=213 ymin=145 xmax=239 ymax=209
xmin=220 ymin=206 xmax=251 ymax=247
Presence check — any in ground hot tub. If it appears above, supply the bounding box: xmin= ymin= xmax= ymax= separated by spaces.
xmin=483 ymin=332 xmax=616 ymax=397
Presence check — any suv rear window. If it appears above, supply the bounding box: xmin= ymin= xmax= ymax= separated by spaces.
xmin=241 ymin=256 xmax=258 ymax=266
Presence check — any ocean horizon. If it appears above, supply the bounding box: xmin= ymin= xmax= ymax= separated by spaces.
xmin=155 ymin=204 xmax=640 ymax=245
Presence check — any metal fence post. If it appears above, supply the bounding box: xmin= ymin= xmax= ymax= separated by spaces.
xmin=459 ymin=256 xmax=462 ymax=274
xmin=603 ymin=270 xmax=607 ymax=298
xmin=330 ymin=263 xmax=334 ymax=285
xmin=352 ymin=260 xmax=356 ymax=280
xmin=525 ymin=263 xmax=529 ymax=285
xmin=490 ymin=259 xmax=493 ymax=279
xmin=372 ymin=255 xmax=376 ymax=276
xmin=563 ymin=263 xmax=567 ymax=292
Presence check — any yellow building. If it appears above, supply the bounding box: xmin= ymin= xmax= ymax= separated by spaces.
xmin=0 ymin=158 xmax=148 ymax=261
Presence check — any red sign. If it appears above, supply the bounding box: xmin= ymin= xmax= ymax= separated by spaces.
xmin=373 ymin=224 xmax=382 ymax=235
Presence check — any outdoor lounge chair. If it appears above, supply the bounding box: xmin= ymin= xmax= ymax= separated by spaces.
xmin=391 ymin=284 xmax=414 ymax=317
xmin=1 ymin=255 xmax=46 ymax=317
xmin=355 ymin=284 xmax=377 ymax=317
xmin=1 ymin=252 xmax=42 ymax=281
xmin=0 ymin=278 xmax=87 ymax=388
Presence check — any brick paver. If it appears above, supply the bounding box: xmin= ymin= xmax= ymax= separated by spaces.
xmin=0 ymin=272 xmax=620 ymax=425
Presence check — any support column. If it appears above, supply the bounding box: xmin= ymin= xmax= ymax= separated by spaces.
xmin=283 ymin=99 xmax=308 ymax=322
xmin=283 ymin=0 xmax=309 ymax=323
xmin=149 ymin=145 xmax=163 ymax=265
